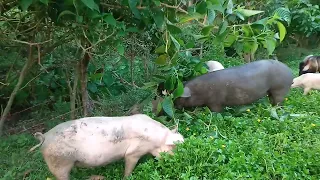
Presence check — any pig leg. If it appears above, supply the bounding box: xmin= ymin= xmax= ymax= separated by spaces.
xmin=303 ymin=87 xmax=311 ymax=95
xmin=124 ymin=155 xmax=140 ymax=178
xmin=268 ymin=89 xmax=288 ymax=106
xmin=43 ymin=154 xmax=74 ymax=180
xmin=208 ymin=104 xmax=223 ymax=112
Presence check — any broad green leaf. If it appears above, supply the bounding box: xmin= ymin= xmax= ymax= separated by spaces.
xmin=224 ymin=33 xmax=237 ymax=47
xmin=251 ymin=39 xmax=259 ymax=54
xmin=252 ymin=17 xmax=268 ymax=26
xmin=57 ymin=10 xmax=76 ymax=22
xmin=166 ymin=23 xmax=182 ymax=34
xmin=154 ymin=0 xmax=161 ymax=6
xmin=128 ymin=0 xmax=141 ymax=19
xmin=196 ymin=1 xmax=207 ymax=14
xmin=235 ymin=11 xmax=244 ymax=20
xmin=165 ymin=76 xmax=175 ymax=91
xmin=39 ymin=0 xmax=49 ymax=5
xmin=117 ymin=43 xmax=125 ymax=56
xmin=103 ymin=73 xmax=115 ymax=87
xmin=88 ymin=82 xmax=98 ymax=93
xmin=243 ymin=40 xmax=253 ymax=53
xmin=155 ymin=45 xmax=166 ymax=54
xmin=265 ymin=38 xmax=276 ymax=55
xmin=186 ymin=41 xmax=195 ymax=49
xmin=20 ymin=0 xmax=33 ymax=11
xmin=141 ymin=81 xmax=159 ymax=89
xmin=276 ymin=21 xmax=286 ymax=42
xmin=179 ymin=12 xmax=203 ymax=23
xmin=207 ymin=9 xmax=216 ymax=25
xmin=201 ymin=25 xmax=214 ymax=36
xmin=80 ymin=0 xmax=99 ymax=12
xmin=170 ymin=34 xmax=180 ymax=51
xmin=153 ymin=9 xmax=164 ymax=28
xmin=155 ymin=54 xmax=168 ymax=65
xmin=162 ymin=96 xmax=174 ymax=118
xmin=236 ymin=8 xmax=264 ymax=17
xmin=173 ymin=79 xmax=184 ymax=98
xmin=270 ymin=107 xmax=280 ymax=120
xmin=218 ymin=21 xmax=228 ymax=35
xmin=242 ymin=25 xmax=252 ymax=37
xmin=76 ymin=16 xmax=83 ymax=23
xmin=104 ymin=14 xmax=117 ymax=26
xmin=226 ymin=0 xmax=233 ymax=14
xmin=126 ymin=27 xmax=139 ymax=32
xmin=273 ymin=7 xmax=291 ymax=25
xmin=207 ymin=3 xmax=225 ymax=13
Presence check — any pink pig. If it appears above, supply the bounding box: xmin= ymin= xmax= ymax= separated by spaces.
xmin=29 ymin=114 xmax=184 ymax=180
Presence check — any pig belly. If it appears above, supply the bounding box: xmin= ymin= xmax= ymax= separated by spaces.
xmin=223 ymin=86 xmax=268 ymax=105
xmin=74 ymin=141 xmax=129 ymax=168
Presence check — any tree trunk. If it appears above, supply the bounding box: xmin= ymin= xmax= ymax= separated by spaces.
xmin=66 ymin=63 xmax=80 ymax=120
xmin=80 ymin=52 xmax=90 ymax=117
xmin=0 ymin=46 xmax=34 ymax=136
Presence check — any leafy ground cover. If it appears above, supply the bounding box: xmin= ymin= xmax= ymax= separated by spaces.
xmin=1 ymin=56 xmax=319 ymax=180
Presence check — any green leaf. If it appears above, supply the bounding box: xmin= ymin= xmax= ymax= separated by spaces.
xmin=128 ymin=0 xmax=141 ymax=19
xmin=218 ymin=21 xmax=228 ymax=35
xmin=276 ymin=21 xmax=286 ymax=42
xmin=153 ymin=9 xmax=164 ymax=28
xmin=117 ymin=43 xmax=125 ymax=56
xmin=155 ymin=45 xmax=166 ymax=54
xmin=170 ymin=34 xmax=180 ymax=51
xmin=126 ymin=27 xmax=139 ymax=32
xmin=265 ymin=38 xmax=276 ymax=55
xmin=80 ymin=0 xmax=99 ymax=12
xmin=273 ymin=7 xmax=291 ymax=25
xmin=104 ymin=14 xmax=117 ymax=26
xmin=103 ymin=73 xmax=115 ymax=87
xmin=201 ymin=25 xmax=214 ymax=36
xmin=224 ymin=33 xmax=237 ymax=47
xmin=57 ymin=10 xmax=76 ymax=22
xmin=207 ymin=9 xmax=216 ymax=25
xmin=235 ymin=11 xmax=245 ymax=20
xmin=196 ymin=1 xmax=207 ymax=14
xmin=154 ymin=0 xmax=161 ymax=6
xmin=76 ymin=16 xmax=83 ymax=23
xmin=270 ymin=107 xmax=280 ymax=120
xmin=141 ymin=82 xmax=159 ymax=89
xmin=88 ymin=82 xmax=98 ymax=93
xmin=20 ymin=0 xmax=33 ymax=11
xmin=226 ymin=0 xmax=233 ymax=14
xmin=179 ymin=12 xmax=203 ymax=23
xmin=236 ymin=8 xmax=264 ymax=17
xmin=162 ymin=96 xmax=174 ymax=118
xmin=155 ymin=54 xmax=168 ymax=65
xmin=186 ymin=41 xmax=195 ymax=49
xmin=164 ymin=76 xmax=175 ymax=91
xmin=39 ymin=0 xmax=49 ymax=5
xmin=166 ymin=23 xmax=182 ymax=34
xmin=173 ymin=79 xmax=184 ymax=98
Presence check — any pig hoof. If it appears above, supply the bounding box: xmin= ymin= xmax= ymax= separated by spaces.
xmin=88 ymin=175 xmax=106 ymax=180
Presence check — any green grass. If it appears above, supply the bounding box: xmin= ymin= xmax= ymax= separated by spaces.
xmin=1 ymin=55 xmax=320 ymax=180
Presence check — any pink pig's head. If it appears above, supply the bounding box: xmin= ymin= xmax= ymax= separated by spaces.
xmin=151 ymin=126 xmax=184 ymax=158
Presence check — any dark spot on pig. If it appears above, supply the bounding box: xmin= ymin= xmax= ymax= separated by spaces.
xmin=80 ymin=122 xmax=87 ymax=128
xmin=110 ymin=126 xmax=125 ymax=144
xmin=144 ymin=128 xmax=148 ymax=132
xmin=71 ymin=125 xmax=77 ymax=133
xmin=101 ymin=130 xmax=108 ymax=136
xmin=137 ymin=135 xmax=149 ymax=141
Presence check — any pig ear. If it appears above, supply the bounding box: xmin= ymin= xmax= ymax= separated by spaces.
xmin=302 ymin=60 xmax=311 ymax=71
xmin=171 ymin=125 xmax=178 ymax=133
xmin=180 ymin=87 xmax=191 ymax=98
xmin=165 ymin=134 xmax=183 ymax=145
